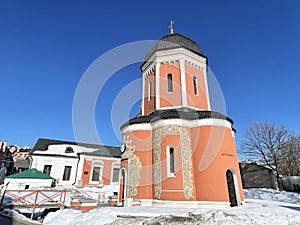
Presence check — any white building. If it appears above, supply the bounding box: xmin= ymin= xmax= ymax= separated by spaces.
xmin=4 ymin=168 xmax=54 ymax=190
xmin=30 ymin=138 xmax=121 ymax=187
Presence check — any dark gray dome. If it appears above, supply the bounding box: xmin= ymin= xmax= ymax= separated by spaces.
xmin=144 ymin=33 xmax=205 ymax=62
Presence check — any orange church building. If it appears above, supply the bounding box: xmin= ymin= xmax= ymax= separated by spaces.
xmin=118 ymin=25 xmax=244 ymax=208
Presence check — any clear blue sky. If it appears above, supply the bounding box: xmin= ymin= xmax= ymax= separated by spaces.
xmin=1 ymin=0 xmax=300 ymax=149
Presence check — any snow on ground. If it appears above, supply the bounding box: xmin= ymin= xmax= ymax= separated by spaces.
xmin=80 ymin=184 xmax=119 ymax=202
xmin=1 ymin=208 xmax=41 ymax=224
xmin=244 ymin=188 xmax=300 ymax=205
xmin=2 ymin=187 xmax=300 ymax=224
xmin=40 ymin=188 xmax=300 ymax=225
xmin=42 ymin=200 xmax=300 ymax=225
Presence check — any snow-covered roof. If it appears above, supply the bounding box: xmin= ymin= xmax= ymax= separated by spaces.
xmin=31 ymin=138 xmax=121 ymax=158
xmin=33 ymin=144 xmax=98 ymax=157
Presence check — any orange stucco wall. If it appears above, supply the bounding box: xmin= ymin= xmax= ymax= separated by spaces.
xmin=191 ymin=126 xmax=244 ymax=202
xmin=81 ymin=157 xmax=120 ymax=186
xmin=142 ymin=60 xmax=209 ymax=113
xmin=159 ymin=61 xmax=182 ymax=108
xmin=185 ymin=62 xmax=209 ymax=110
xmin=143 ymin=71 xmax=156 ymax=115
xmin=122 ymin=130 xmax=153 ymax=199
xmin=120 ymin=123 xmax=244 ymax=203
xmin=160 ymin=134 xmax=184 ymax=200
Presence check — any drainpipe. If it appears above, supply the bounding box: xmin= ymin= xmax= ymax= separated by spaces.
xmin=72 ymin=153 xmax=80 ymax=185
xmin=28 ymin=155 xmax=33 ymax=169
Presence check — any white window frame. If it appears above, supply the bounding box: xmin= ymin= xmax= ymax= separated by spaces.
xmin=193 ymin=76 xmax=198 ymax=95
xmin=89 ymin=160 xmax=104 ymax=184
xmin=62 ymin=165 xmax=72 ymax=181
xmin=43 ymin=164 xmax=52 ymax=176
xmin=167 ymin=74 xmax=173 ymax=93
xmin=148 ymin=82 xmax=151 ymax=101
xmin=110 ymin=162 xmax=121 ymax=184
xmin=166 ymin=145 xmax=175 ymax=177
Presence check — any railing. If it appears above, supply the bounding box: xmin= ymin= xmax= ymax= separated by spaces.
xmin=0 ymin=189 xmax=71 ymax=219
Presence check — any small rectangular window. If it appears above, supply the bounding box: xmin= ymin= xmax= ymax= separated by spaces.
xmin=43 ymin=165 xmax=52 ymax=176
xmin=92 ymin=166 xmax=101 ymax=181
xmin=148 ymin=82 xmax=151 ymax=101
xmin=169 ymin=147 xmax=175 ymax=174
xmin=112 ymin=167 xmax=120 ymax=183
xmin=63 ymin=166 xmax=72 ymax=181
xmin=167 ymin=145 xmax=175 ymax=177
xmin=167 ymin=74 xmax=173 ymax=92
xmin=193 ymin=76 xmax=198 ymax=95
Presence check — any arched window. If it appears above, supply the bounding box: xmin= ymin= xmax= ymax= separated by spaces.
xmin=167 ymin=74 xmax=173 ymax=92
xmin=193 ymin=76 xmax=198 ymax=95
xmin=166 ymin=145 xmax=175 ymax=177
xmin=148 ymin=82 xmax=151 ymax=101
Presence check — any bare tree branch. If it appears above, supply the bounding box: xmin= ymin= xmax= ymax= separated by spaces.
xmin=239 ymin=123 xmax=294 ymax=190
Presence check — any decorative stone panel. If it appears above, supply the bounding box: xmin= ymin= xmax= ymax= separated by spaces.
xmin=153 ymin=126 xmax=194 ymax=199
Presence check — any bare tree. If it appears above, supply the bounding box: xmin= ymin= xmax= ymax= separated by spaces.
xmin=240 ymin=123 xmax=292 ymax=190
xmin=278 ymin=135 xmax=300 ymax=176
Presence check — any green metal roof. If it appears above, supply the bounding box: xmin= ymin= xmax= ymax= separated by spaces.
xmin=5 ymin=169 xmax=53 ymax=179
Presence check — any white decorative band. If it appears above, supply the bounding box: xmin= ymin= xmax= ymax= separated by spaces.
xmin=142 ymin=47 xmax=206 ymax=71
xmin=122 ymin=118 xmax=232 ymax=133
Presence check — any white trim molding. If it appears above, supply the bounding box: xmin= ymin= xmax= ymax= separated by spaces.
xmin=142 ymin=76 xmax=145 ymax=115
xmin=203 ymin=65 xmax=211 ymax=110
xmin=110 ymin=162 xmax=121 ymax=184
xmin=122 ymin=123 xmax=152 ymax=134
xmin=117 ymin=167 xmax=128 ymax=206
xmin=155 ymin=62 xmax=160 ymax=109
xmin=89 ymin=160 xmax=104 ymax=184
xmin=179 ymin=58 xmax=187 ymax=107
xmin=121 ymin=118 xmax=232 ymax=133
xmin=142 ymin=48 xmax=207 ymax=72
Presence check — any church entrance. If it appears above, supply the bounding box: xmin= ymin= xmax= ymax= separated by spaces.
xmin=118 ymin=168 xmax=127 ymax=206
xmin=226 ymin=169 xmax=238 ymax=207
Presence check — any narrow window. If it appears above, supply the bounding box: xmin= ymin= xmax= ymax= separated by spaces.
xmin=63 ymin=166 xmax=72 ymax=181
xmin=112 ymin=167 xmax=120 ymax=183
xmin=148 ymin=82 xmax=151 ymax=101
xmin=43 ymin=165 xmax=52 ymax=176
xmin=167 ymin=74 xmax=173 ymax=92
xmin=166 ymin=145 xmax=175 ymax=177
xmin=169 ymin=147 xmax=175 ymax=174
xmin=91 ymin=166 xmax=101 ymax=181
xmin=193 ymin=76 xmax=198 ymax=95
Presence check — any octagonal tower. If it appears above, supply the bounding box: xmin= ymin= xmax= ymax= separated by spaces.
xmin=118 ymin=25 xmax=244 ymax=208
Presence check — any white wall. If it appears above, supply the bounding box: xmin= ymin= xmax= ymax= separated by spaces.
xmin=31 ymin=155 xmax=79 ymax=186
xmin=4 ymin=178 xmax=53 ymax=190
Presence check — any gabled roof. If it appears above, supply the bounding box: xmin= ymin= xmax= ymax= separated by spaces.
xmin=5 ymin=169 xmax=53 ymax=179
xmin=31 ymin=138 xmax=121 ymax=158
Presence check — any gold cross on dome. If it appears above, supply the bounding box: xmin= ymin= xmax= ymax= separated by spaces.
xmin=169 ymin=20 xmax=175 ymax=34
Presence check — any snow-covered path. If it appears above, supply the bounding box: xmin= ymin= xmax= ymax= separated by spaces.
xmin=41 ymin=188 xmax=300 ymax=225
xmin=42 ymin=200 xmax=300 ymax=225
